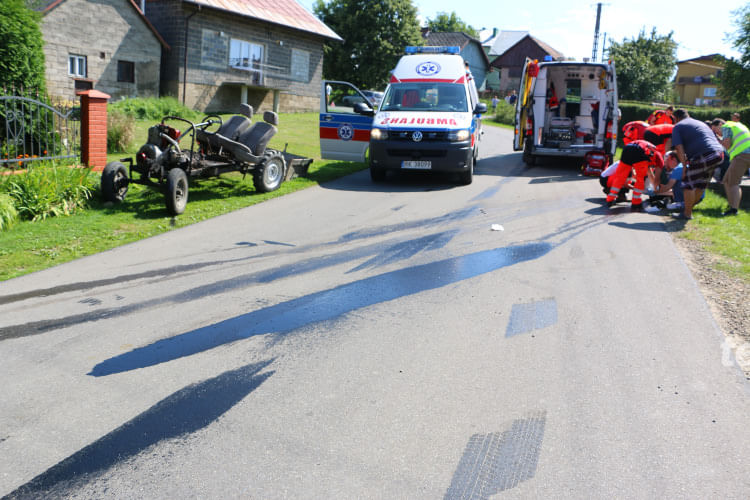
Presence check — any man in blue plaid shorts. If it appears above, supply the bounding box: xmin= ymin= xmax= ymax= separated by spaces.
xmin=671 ymin=109 xmax=725 ymax=220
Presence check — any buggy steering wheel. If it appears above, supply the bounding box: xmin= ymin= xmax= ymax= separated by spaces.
xmin=200 ymin=114 xmax=223 ymax=133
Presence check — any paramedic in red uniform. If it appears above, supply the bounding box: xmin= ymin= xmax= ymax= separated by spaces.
xmin=606 ymin=140 xmax=664 ymax=211
xmin=622 ymin=121 xmax=648 ymax=145
xmin=643 ymin=123 xmax=674 ymax=155
xmin=647 ymin=105 xmax=675 ymax=125
xmin=643 ymin=123 xmax=674 ymax=187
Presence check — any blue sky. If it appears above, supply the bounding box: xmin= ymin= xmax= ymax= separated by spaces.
xmin=298 ymin=0 xmax=747 ymax=61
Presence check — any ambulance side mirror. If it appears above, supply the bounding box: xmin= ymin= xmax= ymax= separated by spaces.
xmin=474 ymin=103 xmax=487 ymax=114
xmin=354 ymin=102 xmax=375 ymax=116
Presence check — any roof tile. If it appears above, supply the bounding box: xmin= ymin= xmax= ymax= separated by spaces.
xmin=185 ymin=0 xmax=341 ymax=41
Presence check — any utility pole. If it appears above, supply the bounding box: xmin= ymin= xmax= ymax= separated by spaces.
xmin=592 ymin=2 xmax=602 ymax=62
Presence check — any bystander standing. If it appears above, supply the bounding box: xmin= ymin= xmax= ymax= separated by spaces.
xmin=670 ymin=109 xmax=725 ymax=220
xmin=717 ymin=117 xmax=750 ymax=215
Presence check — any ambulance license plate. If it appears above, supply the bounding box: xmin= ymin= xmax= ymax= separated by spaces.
xmin=402 ymin=160 xmax=431 ymax=169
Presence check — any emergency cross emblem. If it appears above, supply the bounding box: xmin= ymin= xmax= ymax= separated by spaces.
xmin=337 ymin=123 xmax=354 ymax=141
xmin=416 ymin=61 xmax=440 ymax=76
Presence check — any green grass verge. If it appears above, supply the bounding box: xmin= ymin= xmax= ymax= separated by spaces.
xmin=675 ymin=187 xmax=750 ymax=280
xmin=1 ymin=112 xmax=365 ymax=281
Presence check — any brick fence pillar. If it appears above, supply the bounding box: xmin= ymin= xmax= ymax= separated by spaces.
xmin=76 ymin=89 xmax=110 ymax=171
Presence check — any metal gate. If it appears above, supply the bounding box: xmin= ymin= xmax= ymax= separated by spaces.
xmin=0 ymin=94 xmax=80 ymax=167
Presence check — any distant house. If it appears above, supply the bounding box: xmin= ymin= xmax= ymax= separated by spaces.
xmin=39 ymin=0 xmax=168 ymax=102
xmin=144 ymin=0 xmax=341 ymax=113
xmin=488 ymin=33 xmax=563 ymax=94
xmin=421 ymin=31 xmax=491 ymax=92
xmin=483 ymin=30 xmax=528 ymax=92
xmin=673 ymin=54 xmax=726 ymax=107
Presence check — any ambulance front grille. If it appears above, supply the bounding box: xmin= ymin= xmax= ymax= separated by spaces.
xmin=389 ymin=130 xmax=450 ymax=141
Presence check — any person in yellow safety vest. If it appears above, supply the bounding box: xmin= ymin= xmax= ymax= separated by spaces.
xmin=717 ymin=118 xmax=750 ymax=216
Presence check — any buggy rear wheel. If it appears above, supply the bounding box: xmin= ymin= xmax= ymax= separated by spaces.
xmin=101 ymin=161 xmax=129 ymax=203
xmin=165 ymin=168 xmax=188 ymax=215
xmin=253 ymin=152 xmax=286 ymax=193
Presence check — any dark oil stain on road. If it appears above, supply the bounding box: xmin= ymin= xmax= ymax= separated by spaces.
xmin=4 ymin=360 xmax=273 ymax=500
xmin=346 ymin=230 xmax=458 ymax=273
xmin=0 ymin=231 xmax=462 ymax=342
xmin=0 ymin=209 xmax=475 ymax=310
xmin=444 ymin=411 xmax=547 ymax=499
xmin=0 ymin=256 xmax=258 ymax=306
xmin=89 ymin=242 xmax=552 ymax=376
xmin=505 ymin=299 xmax=558 ymax=337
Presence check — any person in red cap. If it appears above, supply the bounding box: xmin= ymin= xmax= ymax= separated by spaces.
xmin=606 ymin=140 xmax=664 ymax=211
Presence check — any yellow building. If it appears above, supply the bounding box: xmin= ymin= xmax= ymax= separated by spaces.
xmin=673 ymin=54 xmax=727 ymax=107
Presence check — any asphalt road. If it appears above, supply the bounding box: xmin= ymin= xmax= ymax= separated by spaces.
xmin=1 ymin=126 xmax=749 ymax=499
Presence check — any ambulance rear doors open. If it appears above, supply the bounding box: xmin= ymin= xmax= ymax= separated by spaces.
xmin=514 ymin=58 xmax=618 ymax=165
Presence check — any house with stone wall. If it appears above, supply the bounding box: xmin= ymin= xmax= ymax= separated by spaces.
xmin=143 ymin=0 xmax=341 ymax=113
xmin=40 ymin=0 xmax=168 ymax=103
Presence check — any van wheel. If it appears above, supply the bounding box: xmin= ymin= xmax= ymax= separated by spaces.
xmin=370 ymin=166 xmax=386 ymax=182
xmin=522 ymin=140 xmax=536 ymax=166
xmin=459 ymin=156 xmax=473 ymax=185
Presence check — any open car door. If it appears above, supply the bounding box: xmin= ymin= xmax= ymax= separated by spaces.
xmin=320 ymin=81 xmax=374 ymax=162
xmin=513 ymin=58 xmax=536 ymax=151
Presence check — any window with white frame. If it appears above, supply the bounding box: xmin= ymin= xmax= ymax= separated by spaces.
xmin=704 ymin=87 xmax=717 ymax=97
xmin=68 ymin=54 xmax=87 ymax=78
xmin=229 ymin=39 xmax=263 ymax=85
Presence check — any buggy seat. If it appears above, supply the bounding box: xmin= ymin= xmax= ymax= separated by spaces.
xmin=215 ymin=111 xmax=279 ymax=163
xmin=197 ymin=104 xmax=253 ymax=151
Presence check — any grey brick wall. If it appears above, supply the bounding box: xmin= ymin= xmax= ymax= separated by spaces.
xmin=42 ymin=0 xmax=163 ymax=102
xmin=146 ymin=0 xmax=326 ymax=113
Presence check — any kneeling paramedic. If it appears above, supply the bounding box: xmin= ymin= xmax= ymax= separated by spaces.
xmin=606 ymin=140 xmax=664 ymax=211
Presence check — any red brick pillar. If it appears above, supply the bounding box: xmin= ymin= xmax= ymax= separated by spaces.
xmin=76 ymin=89 xmax=110 ymax=171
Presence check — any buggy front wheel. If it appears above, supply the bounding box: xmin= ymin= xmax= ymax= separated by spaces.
xmin=165 ymin=168 xmax=188 ymax=215
xmin=101 ymin=161 xmax=129 ymax=202
xmin=253 ymin=152 xmax=286 ymax=193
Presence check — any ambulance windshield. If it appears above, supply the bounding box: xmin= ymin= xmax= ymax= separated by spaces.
xmin=380 ymin=83 xmax=468 ymax=112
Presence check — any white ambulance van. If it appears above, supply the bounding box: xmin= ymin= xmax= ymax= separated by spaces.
xmin=319 ymin=46 xmax=486 ymax=184
xmin=514 ymin=57 xmax=618 ymax=166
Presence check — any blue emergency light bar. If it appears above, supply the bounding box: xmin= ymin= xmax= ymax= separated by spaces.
xmin=405 ymin=46 xmax=460 ymax=55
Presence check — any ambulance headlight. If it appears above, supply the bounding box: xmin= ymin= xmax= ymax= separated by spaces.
xmin=370 ymin=128 xmax=388 ymax=140
xmin=449 ymin=129 xmax=470 ymax=142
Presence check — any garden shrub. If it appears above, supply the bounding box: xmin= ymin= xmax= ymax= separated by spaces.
xmin=491 ymin=100 xmax=516 ymax=126
xmin=109 ymin=96 xmax=201 ymax=121
xmin=3 ymin=164 xmax=93 ymax=221
xmin=0 ymin=193 xmax=18 ymax=230
xmin=107 ymin=108 xmax=135 ymax=153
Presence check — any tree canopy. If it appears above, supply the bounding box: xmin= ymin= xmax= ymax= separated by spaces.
xmin=426 ymin=11 xmax=478 ymax=39
xmin=313 ymin=0 xmax=422 ymax=90
xmin=607 ymin=28 xmax=677 ymax=102
xmin=0 ymin=0 xmax=46 ymax=94
xmin=719 ymin=4 xmax=750 ymax=105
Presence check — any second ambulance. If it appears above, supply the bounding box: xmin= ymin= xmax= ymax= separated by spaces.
xmin=319 ymin=46 xmax=486 ymax=185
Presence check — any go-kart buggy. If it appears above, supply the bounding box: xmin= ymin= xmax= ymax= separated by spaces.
xmin=100 ymin=104 xmax=312 ymax=215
